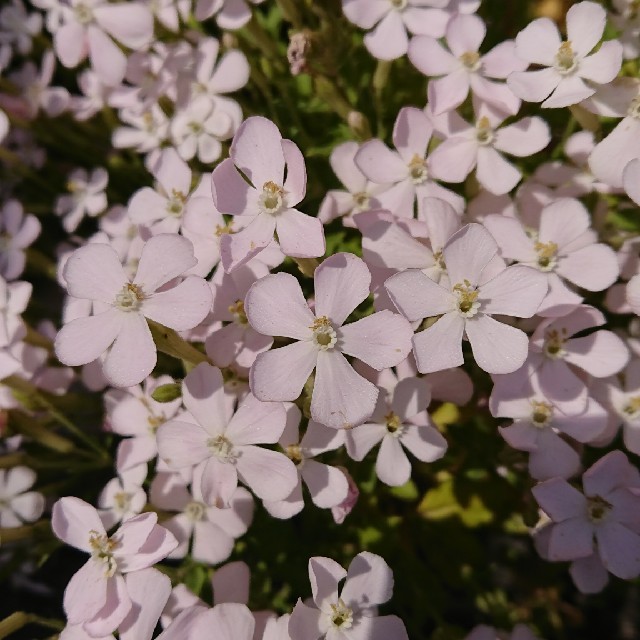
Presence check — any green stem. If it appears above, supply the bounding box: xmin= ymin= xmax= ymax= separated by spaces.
xmin=148 ymin=320 xmax=210 ymax=367
xmin=373 ymin=60 xmax=392 ymax=138
xmin=0 ymin=612 xmax=63 ymax=639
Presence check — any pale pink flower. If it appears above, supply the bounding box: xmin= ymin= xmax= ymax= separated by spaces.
xmin=623 ymin=157 xmax=640 ymax=208
xmin=610 ymin=0 xmax=640 ymax=60
xmin=0 ymin=466 xmax=44 ymax=527
xmin=331 ymin=468 xmax=359 ymax=524
xmin=53 ymin=0 xmax=153 ymax=86
xmin=112 ymin=104 xmax=170 ymax=154
xmin=483 ymin=198 xmax=620 ymax=316
xmin=146 ymin=0 xmax=190 ymax=32
xmin=150 ymin=471 xmax=253 ymax=565
xmin=532 ymin=451 xmax=640 ymax=583
xmin=289 ymin=552 xmax=408 ymax=640
xmin=55 ymin=167 xmax=108 ymax=233
xmin=507 ymin=1 xmax=622 ymax=109
xmin=188 ymin=603 xmax=256 ymax=640
xmin=629 ymin=273 xmax=640 ymax=316
xmin=264 ymin=405 xmax=349 ymax=518
xmin=429 ymin=102 xmax=550 ymax=195
xmin=409 ymin=14 xmax=525 ymax=115
xmin=386 ymin=223 xmax=548 ymax=375
xmin=355 ymin=107 xmax=465 ymax=217
xmin=318 ymin=141 xmax=385 ymax=227
xmin=211 ymin=116 xmax=325 ymax=272
xmin=346 ymin=375 xmax=447 ymax=486
xmin=54 ymin=234 xmax=212 ymax=388
xmin=245 ymin=252 xmax=413 ymax=429
xmin=51 ymin=497 xmax=177 ymax=636
xmin=0 ymin=0 xmax=42 ymax=54
xmin=0 ymin=277 xmax=31 ymax=347
xmin=98 ymin=464 xmax=148 ymax=529
xmin=72 ymin=69 xmax=112 ymax=121
xmin=156 ymin=362 xmax=297 ymax=507
xmin=195 ymin=0 xmax=266 ymax=29
xmin=0 ymin=199 xmax=41 ymax=281
xmin=342 ymin=0 xmax=449 ymax=60
xmin=605 ymin=359 xmax=640 ymax=455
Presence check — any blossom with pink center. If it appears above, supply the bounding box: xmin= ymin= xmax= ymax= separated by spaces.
xmin=146 ymin=0 xmax=190 ymax=31
xmin=386 ymin=223 xmax=548 ymax=375
xmin=187 ymin=603 xmax=256 ymax=640
xmin=490 ymin=367 xmax=608 ymax=480
xmin=51 ymin=497 xmax=177 ymax=636
xmin=532 ymin=451 xmax=640 ymax=583
xmin=245 ymin=252 xmax=413 ymax=429
xmin=211 ymin=116 xmax=325 ymax=272
xmin=264 ymin=405 xmax=349 ymax=518
xmin=72 ymin=69 xmax=111 ymax=120
xmin=55 ymin=167 xmax=108 ymax=233
xmin=54 ymin=234 xmax=212 ymax=388
xmin=346 ymin=375 xmax=447 ymax=486
xmin=98 ymin=464 xmax=148 ymax=529
xmin=0 ymin=199 xmax=41 ymax=281
xmin=606 ymin=359 xmax=640 ymax=455
xmin=483 ymin=198 xmax=620 ymax=316
xmin=289 ymin=552 xmax=408 ymax=640
xmin=0 ymin=277 xmax=31 ymax=347
xmin=53 ymin=0 xmax=153 ymax=86
xmin=429 ymin=102 xmax=550 ymax=195
xmin=409 ymin=14 xmax=525 ymax=115
xmin=342 ymin=0 xmax=449 ymax=61
xmin=112 ymin=104 xmax=170 ymax=155
xmin=507 ymin=1 xmax=622 ymax=109
xmin=156 ymin=362 xmax=297 ymax=507
xmin=150 ymin=471 xmax=253 ymax=565
xmin=355 ymin=107 xmax=465 ymax=218
xmin=0 ymin=466 xmax=44 ymax=527
xmin=318 ymin=141 xmax=386 ymax=227
xmin=195 ymin=0 xmax=266 ymax=29
xmin=0 ymin=0 xmax=42 ymax=55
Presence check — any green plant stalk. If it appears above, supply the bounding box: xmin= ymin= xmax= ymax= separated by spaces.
xmin=0 ymin=612 xmax=64 ymax=640
xmin=148 ymin=320 xmax=210 ymax=367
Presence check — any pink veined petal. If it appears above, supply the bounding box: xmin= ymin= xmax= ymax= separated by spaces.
xmin=314 ymin=252 xmax=371 ymax=327
xmin=400 ymin=423 xmax=447 ymax=462
xmin=210 ymin=50 xmax=251 ymax=94
xmin=514 ymin=17 xmax=561 ymax=66
xmin=470 ymin=75 xmax=521 ymax=116
xmin=532 ymin=477 xmax=587 ymax=520
xmin=52 ymin=497 xmax=105 ymax=552
xmin=329 ymin=141 xmax=367 ymax=193
xmin=191 ymin=521 xmax=234 ymax=565
xmin=119 ymin=569 xmax=172 ymax=640
xmin=102 ymin=312 xmax=156 ymax=387
xmin=87 ymin=25 xmax=127 ymax=87
xmin=82 ymin=574 xmax=132 ymax=637
xmin=245 ymin=272 xmax=314 ymax=339
xmin=63 ymin=244 xmax=128 ymax=303
xmin=10 ymin=492 xmax=43 ymax=524
xmin=302 ymin=459 xmax=349 ymax=508
xmin=54 ymin=308 xmax=123 ymax=367
xmin=476 ymin=146 xmax=522 ymax=195
xmin=128 ymin=188 xmax=168 ymax=225
xmin=264 ymin=479 xmax=305 ymax=518
xmin=507 ymin=68 xmax=560 ymax=103
xmin=499 ymin=422 xmax=539 ymax=452
xmin=528 ymin=428 xmax=580 ymax=480
xmin=341 ymin=551 xmax=394 ymax=608
xmin=465 ymin=314 xmax=529 ymax=374
xmin=375 ymin=435 xmax=411 ymax=486
xmin=199 ymin=458 xmax=238 ymax=508
xmin=216 ymin=0 xmax=252 ymax=30
xmin=231 ymin=116 xmax=285 ymax=187
xmin=55 ymin=21 xmax=88 ymax=68
xmin=342 ymin=0 xmax=390 ymax=29
xmin=570 ymin=554 xmax=609 ymax=594
xmin=236 ymin=445 xmax=297 ymax=502
xmin=413 ymin=311 xmax=465 ymax=374
xmin=564 ymin=332 xmax=629 ymax=378
xmin=250 ymin=341 xmax=318 ymax=402
xmin=408 ymin=35 xmax=458 ymax=76
xmin=220 ymin=213 xmax=275 ymax=272
xmin=193 ymin=603 xmax=255 ymax=640
xmin=542 ymin=75 xmax=594 ymax=109
xmin=281 ymin=139 xmax=306 ymax=207
xmin=134 ymin=234 xmax=197 ymax=293
xmin=346 ymin=422 xmax=387 ymax=460
xmin=308 ymin=556 xmax=346 ymax=611
xmin=312 ymin=350 xmax=378 ymax=429
xmin=579 ymin=41 xmax=623 ymax=84
xmin=339 ymin=310 xmax=413 ymax=370
xmin=364 ymin=10 xmax=408 ymax=61
xmin=116 ymin=437 xmax=157 ymax=471
xmin=444 ymin=223 xmax=498 ymax=288
xmin=384 ymin=269 xmax=456 ymax=322
xmin=446 ymin=13 xmax=486 ymax=56
xmin=289 ymin=601 xmax=323 ymax=640
xmin=629 ymin=274 xmax=640 ymax=316
xmin=482 ymin=215 xmax=536 ymax=262
xmin=429 ymin=135 xmax=477 ymax=181
xmin=556 ymin=243 xmax=619 ymax=291
xmin=63 ymin=559 xmax=109 ymax=625
xmin=211 ymin=560 xmax=251 ymax=604
xmin=480 ymin=265 xmax=548 ymax=317
xmin=538 ymin=197 xmax=590 ymax=247
xmin=482 ymin=40 xmax=528 ymax=78
xmin=596 ymin=522 xmax=640 ymax=580
xmin=354 ymin=140 xmax=408 ymax=184
xmin=3 ymin=466 xmax=36 ymax=497
xmin=142 ymin=276 xmax=212 ymax=331
xmin=566 ymin=0 xmax=606 ymax=57
xmin=275 ymin=209 xmax=325 ymax=258
xmin=154 ymin=147 xmax=192 ymax=196
xmin=94 ymin=3 xmax=153 ymax=49
xmin=548 ymin=517 xmax=594 ymax=561
xmin=181 ymin=363 xmax=233 ymax=436
xmin=211 ymin=158 xmax=257 ymax=216
xmin=623 ymin=158 xmax=640 ymax=206
xmin=583 ymin=450 xmax=635 ymax=497
xmin=392 ymin=377 xmax=430 ymax=419
xmin=392 ymin=106 xmax=433 ymax=162
xmin=227 ymin=393 xmax=286 ymax=446
xmin=493 ymin=117 xmax=551 ymax=157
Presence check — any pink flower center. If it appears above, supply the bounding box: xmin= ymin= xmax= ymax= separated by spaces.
xmin=627 ymin=96 xmax=640 ymax=119
xmin=166 ymin=189 xmax=186 ymax=217
xmin=534 ymin=240 xmax=558 ymax=271
xmin=147 ymin=414 xmax=164 ymax=434
xmin=115 ymin=283 xmax=145 ymax=312
xmin=73 ymin=2 xmax=94 ymax=24
xmin=453 ymin=280 xmax=480 ymax=318
xmin=385 ymin=411 xmax=404 ymax=437
xmin=89 ymin=530 xmax=119 ymax=577
xmin=207 ymin=434 xmax=236 ymax=462
xmin=353 ymin=191 xmax=371 ymax=212
xmin=622 ymin=396 xmax=640 ymax=419
xmin=113 ymin=491 xmax=132 ymax=513
xmin=390 ymin=0 xmax=407 ymax=10
xmin=475 ymin=117 xmax=494 ymax=146
xmin=554 ymin=41 xmax=577 ymax=75
xmin=215 ymin=222 xmax=234 ymax=237
xmin=530 ymin=400 xmax=553 ymax=428
xmin=259 ymin=181 xmax=286 ymax=215
xmin=587 ymin=495 xmax=612 ymax=523
xmin=185 ymin=501 xmax=206 ymax=522
xmin=460 ymin=51 xmax=481 ymax=72
xmin=310 ymin=316 xmax=337 ymax=350
xmin=543 ymin=329 xmax=567 ymax=360
xmin=329 ymin=599 xmax=354 ymax=629
xmin=408 ymin=154 xmax=428 ymax=185
xmin=228 ymin=300 xmax=248 ymax=325
xmin=285 ymin=443 xmax=304 ymax=466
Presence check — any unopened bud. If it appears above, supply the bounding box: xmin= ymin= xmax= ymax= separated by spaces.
xmin=151 ymin=383 xmax=182 ymax=403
